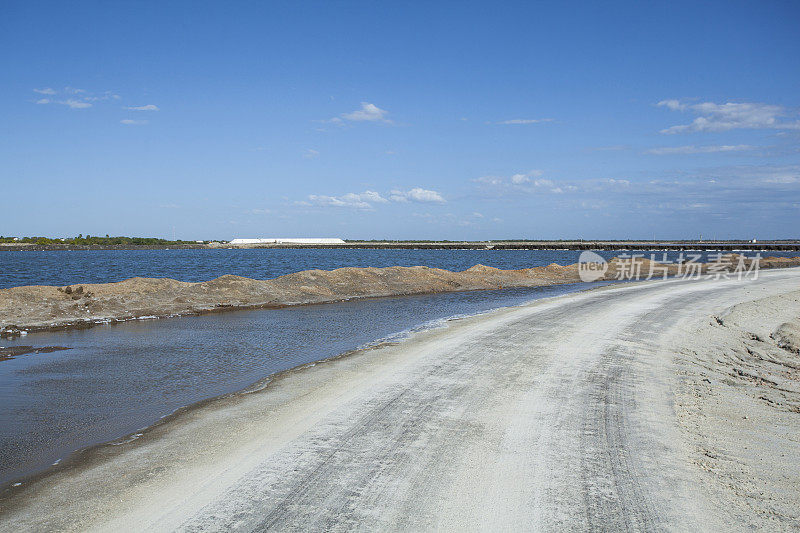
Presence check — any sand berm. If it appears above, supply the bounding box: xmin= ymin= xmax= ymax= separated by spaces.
xmin=2 ymin=254 xmax=799 ymax=334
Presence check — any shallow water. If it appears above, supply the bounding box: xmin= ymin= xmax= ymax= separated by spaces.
xmin=1 ymin=248 xmax=791 ymax=288
xmin=0 ymin=280 xmax=614 ymax=486
xmin=0 ymin=247 xmax=794 ymax=487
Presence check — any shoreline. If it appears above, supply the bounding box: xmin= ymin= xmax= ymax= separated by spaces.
xmin=3 ymin=241 xmax=800 ymax=251
xmin=0 ymin=335 xmax=405 ymax=499
xmin=0 ymin=340 xmax=381 ymax=498
xmin=2 ymin=270 xmax=798 ymax=529
xmin=0 ymin=281 xmax=586 ymax=499
xmin=3 ymin=255 xmax=800 ymax=336
xmin=0 ymin=280 xmax=613 ymax=492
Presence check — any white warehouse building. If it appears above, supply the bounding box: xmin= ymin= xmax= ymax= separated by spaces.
xmin=229 ymin=238 xmax=346 ymax=245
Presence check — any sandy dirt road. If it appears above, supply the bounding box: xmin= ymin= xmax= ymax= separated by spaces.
xmin=2 ymin=269 xmax=799 ymax=531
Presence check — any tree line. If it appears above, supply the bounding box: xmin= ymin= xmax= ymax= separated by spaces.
xmin=0 ymin=235 xmax=200 ymax=245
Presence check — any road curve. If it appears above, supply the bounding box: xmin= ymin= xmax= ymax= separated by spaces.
xmin=2 ymin=269 xmax=799 ymax=531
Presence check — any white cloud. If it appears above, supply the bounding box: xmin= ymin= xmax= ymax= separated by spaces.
xmin=32 ymin=87 xmax=122 ymax=109
xmin=339 ymin=102 xmax=391 ymax=123
xmin=532 ymin=178 xmax=556 ymax=188
xmin=303 ymin=149 xmax=320 ymax=159
xmin=307 ymin=195 xmax=370 ymax=209
xmin=646 ymin=144 xmax=755 ymax=155
xmin=473 ymin=172 xmax=627 ymax=196
xmin=511 ymin=170 xmax=544 ymax=184
xmin=390 ymin=188 xmax=445 ymax=203
xmin=472 ymin=176 xmax=504 ymax=186
xmin=473 ymin=164 xmax=800 ymax=217
xmin=306 ymin=190 xmax=388 ymax=209
xmin=120 ymin=119 xmax=148 ymax=125
xmin=597 ymin=178 xmax=630 ymax=188
xmin=125 ymin=104 xmax=159 ymax=111
xmin=658 ymin=100 xmax=800 ymax=133
xmin=360 ymin=190 xmax=389 ymax=203
xmin=63 ymin=99 xmax=92 ymax=109
xmin=475 ymin=170 xmax=545 ymax=187
xmin=408 ymin=188 xmax=445 ymax=202
xmin=656 ymin=99 xmax=686 ymax=111
xmin=496 ymin=118 xmax=554 ymax=125
xmin=300 ymin=188 xmax=444 ymax=210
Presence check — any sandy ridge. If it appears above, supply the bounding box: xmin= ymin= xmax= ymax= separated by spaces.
xmin=2 ymin=255 xmax=799 ymax=334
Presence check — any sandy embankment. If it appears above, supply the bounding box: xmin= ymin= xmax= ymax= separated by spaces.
xmin=2 ymin=255 xmax=798 ymax=334
xmin=1 ymin=268 xmax=799 ymax=530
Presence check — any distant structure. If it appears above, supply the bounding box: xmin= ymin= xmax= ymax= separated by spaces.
xmin=229 ymin=238 xmax=346 ymax=245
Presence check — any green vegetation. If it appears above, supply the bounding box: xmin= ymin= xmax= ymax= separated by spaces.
xmin=0 ymin=235 xmax=203 ymax=246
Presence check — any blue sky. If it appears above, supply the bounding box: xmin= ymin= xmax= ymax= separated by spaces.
xmin=2 ymin=1 xmax=799 ymax=240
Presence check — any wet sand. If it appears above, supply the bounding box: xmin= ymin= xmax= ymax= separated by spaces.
xmin=0 ymin=346 xmax=69 ymax=362
xmin=1 ymin=268 xmax=799 ymax=530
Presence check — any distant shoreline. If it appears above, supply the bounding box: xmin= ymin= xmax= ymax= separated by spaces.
xmin=2 ymin=240 xmax=800 ymax=251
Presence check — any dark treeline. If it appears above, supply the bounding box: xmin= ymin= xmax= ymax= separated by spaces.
xmin=0 ymin=235 xmax=201 ymax=246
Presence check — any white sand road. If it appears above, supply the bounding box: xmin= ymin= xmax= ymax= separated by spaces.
xmin=1 ymin=269 xmax=799 ymax=531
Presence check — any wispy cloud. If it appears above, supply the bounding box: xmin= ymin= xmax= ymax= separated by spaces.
xmin=473 ymin=172 xmax=626 ymax=196
xmin=646 ymin=144 xmax=755 ymax=155
xmin=342 ymin=102 xmax=389 ymax=122
xmin=472 ymin=165 xmax=800 ymax=222
xmin=63 ymin=99 xmax=92 ymax=109
xmin=31 ymin=87 xmax=121 ymax=109
xmin=510 ymin=170 xmax=545 ymax=184
xmin=328 ymin=102 xmax=392 ymax=125
xmin=125 ymin=104 xmax=159 ymax=111
xmin=301 ymin=187 xmax=445 ymax=209
xmin=473 ymin=170 xmax=548 ymax=187
xmin=120 ymin=119 xmax=148 ymax=125
xmin=389 ymin=188 xmax=446 ymax=203
xmin=305 ymin=190 xmax=389 ymax=209
xmin=587 ymin=144 xmax=629 ymax=152
xmin=658 ymin=100 xmax=800 ymax=133
xmin=302 ymin=149 xmax=320 ymax=159
xmin=495 ymin=118 xmax=554 ymax=125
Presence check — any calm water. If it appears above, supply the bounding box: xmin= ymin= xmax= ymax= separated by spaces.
xmin=1 ymin=280 xmax=611 ymax=486
xmin=0 ymin=248 xmax=796 ymax=487
xmin=1 ymin=248 xmax=794 ymax=288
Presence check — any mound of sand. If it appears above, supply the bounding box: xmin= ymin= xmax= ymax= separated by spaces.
xmin=1 ymin=255 xmax=798 ymax=333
